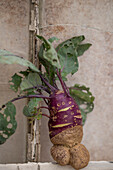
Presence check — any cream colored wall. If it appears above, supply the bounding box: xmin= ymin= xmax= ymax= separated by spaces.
xmin=0 ymin=0 xmax=112 ymax=163
xmin=40 ymin=0 xmax=113 ymax=162
xmin=0 ymin=0 xmax=30 ymax=163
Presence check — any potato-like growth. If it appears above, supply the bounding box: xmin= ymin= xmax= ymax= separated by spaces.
xmin=50 ymin=143 xmax=90 ymax=169
xmin=51 ymin=145 xmax=70 ymax=165
xmin=51 ymin=125 xmax=83 ymax=147
xmin=69 ymin=144 xmax=90 ymax=169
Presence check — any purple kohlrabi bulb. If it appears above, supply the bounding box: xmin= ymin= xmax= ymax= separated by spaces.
xmin=48 ymin=90 xmax=82 ymax=139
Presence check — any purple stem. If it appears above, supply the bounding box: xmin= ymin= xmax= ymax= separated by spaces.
xmin=10 ymin=95 xmax=51 ymax=103
xmin=24 ymin=85 xmax=50 ymax=94
xmin=37 ymin=106 xmax=50 ymax=112
xmin=42 ymin=114 xmax=50 ymax=118
xmin=56 ymin=69 xmax=70 ymax=96
xmin=0 ymin=94 xmax=51 ymax=110
xmin=36 ymin=106 xmax=50 ymax=118
xmin=39 ymin=74 xmax=57 ymax=92
xmin=38 ymin=91 xmax=49 ymax=105
xmin=53 ymin=77 xmax=59 ymax=89
xmin=64 ymin=81 xmax=70 ymax=95
xmin=43 ymin=98 xmax=48 ymax=105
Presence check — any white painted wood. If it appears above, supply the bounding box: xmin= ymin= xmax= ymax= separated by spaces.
xmin=0 ymin=162 xmax=113 ymax=170
xmin=39 ymin=162 xmax=113 ymax=170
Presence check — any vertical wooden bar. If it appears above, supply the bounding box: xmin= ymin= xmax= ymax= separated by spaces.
xmin=27 ymin=0 xmax=41 ymax=162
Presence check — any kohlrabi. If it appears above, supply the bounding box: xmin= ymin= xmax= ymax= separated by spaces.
xmin=0 ymin=35 xmax=94 ymax=169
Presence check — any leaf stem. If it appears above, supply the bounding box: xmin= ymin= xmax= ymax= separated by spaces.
xmin=0 ymin=94 xmax=51 ymax=110
xmin=37 ymin=106 xmax=50 ymax=112
xmin=11 ymin=95 xmax=51 ymax=102
xmin=56 ymin=69 xmax=70 ymax=96
xmin=38 ymin=91 xmax=49 ymax=105
xmin=35 ymin=106 xmax=50 ymax=119
xmin=24 ymin=85 xmax=50 ymax=94
xmin=64 ymin=81 xmax=70 ymax=94
xmin=39 ymin=74 xmax=57 ymax=92
xmin=42 ymin=113 xmax=50 ymax=118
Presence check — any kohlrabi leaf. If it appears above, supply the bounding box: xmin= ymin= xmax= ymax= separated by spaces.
xmin=9 ymin=73 xmax=22 ymax=92
xmin=58 ymin=49 xmax=79 ymax=77
xmin=23 ymin=98 xmax=42 ymax=117
xmin=77 ymin=43 xmax=92 ymax=56
xmin=38 ymin=39 xmax=57 ymax=85
xmin=80 ymin=109 xmax=87 ymax=125
xmin=69 ymin=84 xmax=95 ymax=125
xmin=56 ymin=36 xmax=92 ymax=78
xmin=37 ymin=35 xmax=61 ymax=69
xmin=56 ymin=35 xmax=85 ymax=51
xmin=9 ymin=69 xmax=34 ymax=93
xmin=0 ymin=50 xmax=40 ymax=72
xmin=19 ymin=69 xmax=30 ymax=77
xmin=20 ymin=72 xmax=41 ymax=91
xmin=48 ymin=37 xmax=59 ymax=43
xmin=0 ymin=102 xmax=17 ymax=144
xmin=27 ymin=73 xmax=42 ymax=86
xmin=56 ymin=36 xmax=85 ymax=77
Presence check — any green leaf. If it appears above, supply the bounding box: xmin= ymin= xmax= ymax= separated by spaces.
xmin=19 ymin=70 xmax=30 ymax=76
xmin=37 ymin=35 xmax=61 ymax=69
xmin=38 ymin=44 xmax=56 ymax=85
xmin=48 ymin=37 xmax=59 ymax=43
xmin=20 ymin=72 xmax=41 ymax=91
xmin=9 ymin=73 xmax=22 ymax=92
xmin=56 ymin=36 xmax=92 ymax=78
xmin=56 ymin=36 xmax=86 ymax=77
xmin=80 ymin=109 xmax=87 ymax=125
xmin=0 ymin=102 xmax=17 ymax=144
xmin=56 ymin=35 xmax=85 ymax=51
xmin=20 ymin=79 xmax=32 ymax=91
xmin=69 ymin=84 xmax=95 ymax=125
xmin=58 ymin=51 xmax=79 ymax=77
xmin=28 ymin=72 xmax=42 ymax=86
xmin=56 ymin=45 xmax=77 ymax=76
xmin=77 ymin=43 xmax=92 ymax=56
xmin=0 ymin=50 xmax=40 ymax=72
xmin=38 ymin=35 xmax=91 ymax=84
xmin=23 ymin=98 xmax=42 ymax=117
